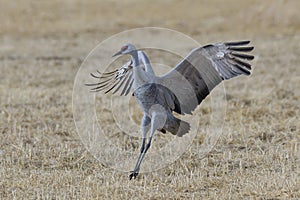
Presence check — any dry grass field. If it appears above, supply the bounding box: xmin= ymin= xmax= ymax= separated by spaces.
xmin=0 ymin=0 xmax=299 ymax=199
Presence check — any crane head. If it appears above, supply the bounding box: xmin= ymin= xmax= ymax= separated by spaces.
xmin=112 ymin=43 xmax=136 ymax=57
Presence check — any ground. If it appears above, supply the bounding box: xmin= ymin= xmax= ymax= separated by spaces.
xmin=0 ymin=0 xmax=299 ymax=199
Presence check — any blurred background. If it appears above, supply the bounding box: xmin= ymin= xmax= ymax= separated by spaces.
xmin=0 ymin=0 xmax=299 ymax=199
xmin=1 ymin=0 xmax=299 ymax=36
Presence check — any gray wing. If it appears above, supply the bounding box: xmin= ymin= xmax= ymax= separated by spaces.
xmin=86 ymin=60 xmax=135 ymax=96
xmin=158 ymin=40 xmax=254 ymax=115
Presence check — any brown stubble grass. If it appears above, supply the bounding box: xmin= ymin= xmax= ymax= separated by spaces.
xmin=0 ymin=0 xmax=299 ymax=199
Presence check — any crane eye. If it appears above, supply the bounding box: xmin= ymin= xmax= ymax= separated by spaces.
xmin=121 ymin=45 xmax=128 ymax=51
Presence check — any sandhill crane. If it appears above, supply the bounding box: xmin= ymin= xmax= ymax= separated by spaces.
xmin=86 ymin=41 xmax=254 ymax=179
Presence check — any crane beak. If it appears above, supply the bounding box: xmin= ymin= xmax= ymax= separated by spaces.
xmin=112 ymin=50 xmax=122 ymax=57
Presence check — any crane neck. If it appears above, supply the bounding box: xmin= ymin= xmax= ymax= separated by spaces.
xmin=138 ymin=51 xmax=155 ymax=75
xmin=131 ymin=50 xmax=148 ymax=88
xmin=131 ymin=50 xmax=140 ymax=67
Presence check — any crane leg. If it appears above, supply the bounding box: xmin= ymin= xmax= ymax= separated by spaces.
xmin=129 ymin=111 xmax=166 ymax=180
xmin=129 ymin=115 xmax=150 ymax=180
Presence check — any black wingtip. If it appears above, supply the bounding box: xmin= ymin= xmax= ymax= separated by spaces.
xmin=225 ymin=41 xmax=251 ymax=46
xmin=101 ymin=69 xmax=118 ymax=75
xmin=231 ymin=52 xmax=254 ymax=60
xmin=228 ymin=46 xmax=254 ymax=52
xmin=233 ymin=57 xmax=252 ymax=70
xmin=90 ymin=72 xmax=100 ymax=79
xmin=85 ymin=83 xmax=97 ymax=86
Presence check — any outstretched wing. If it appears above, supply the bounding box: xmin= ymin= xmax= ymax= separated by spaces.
xmin=85 ymin=60 xmax=135 ymax=96
xmin=158 ymin=41 xmax=254 ymax=115
xmin=86 ymin=51 xmax=152 ymax=96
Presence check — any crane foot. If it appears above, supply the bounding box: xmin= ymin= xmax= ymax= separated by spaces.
xmin=129 ymin=171 xmax=139 ymax=180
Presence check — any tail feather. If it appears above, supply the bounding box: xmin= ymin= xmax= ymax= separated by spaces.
xmin=163 ymin=116 xmax=190 ymax=137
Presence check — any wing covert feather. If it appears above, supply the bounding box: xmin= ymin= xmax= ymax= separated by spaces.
xmin=158 ymin=41 xmax=254 ymax=114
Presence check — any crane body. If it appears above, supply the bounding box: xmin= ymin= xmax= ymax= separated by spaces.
xmin=86 ymin=41 xmax=254 ymax=179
